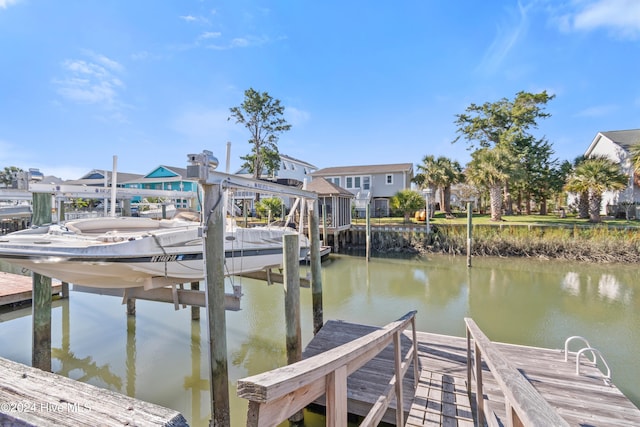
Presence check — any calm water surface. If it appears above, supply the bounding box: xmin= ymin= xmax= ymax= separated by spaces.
xmin=1 ymin=254 xmax=639 ymax=426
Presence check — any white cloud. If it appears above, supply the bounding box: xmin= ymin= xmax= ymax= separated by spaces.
xmin=574 ymin=104 xmax=618 ymax=117
xmin=205 ymin=35 xmax=272 ymax=50
xmin=54 ymin=52 xmax=125 ymax=110
xmin=0 ymin=0 xmax=19 ymax=9
xmin=558 ymin=0 xmax=640 ymax=39
xmin=286 ymin=107 xmax=310 ymax=127
xmin=477 ymin=1 xmax=532 ymax=74
xmin=198 ymin=31 xmax=221 ymax=40
xmin=180 ymin=14 xmax=210 ymax=25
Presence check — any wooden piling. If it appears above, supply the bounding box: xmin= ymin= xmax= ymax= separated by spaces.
xmin=366 ymin=204 xmax=371 ymax=261
xmin=309 ymin=200 xmax=323 ymax=335
xmin=191 ymin=281 xmax=200 ymax=320
xmin=283 ymin=233 xmax=303 ymax=423
xmin=126 ymin=298 xmax=136 ymax=316
xmin=31 ymin=192 xmax=52 ymax=372
xmin=202 ymin=182 xmax=230 ymax=426
xmin=467 ymin=201 xmax=472 ymax=268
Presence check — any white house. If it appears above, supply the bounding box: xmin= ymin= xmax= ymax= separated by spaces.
xmin=311 ymin=163 xmax=414 ymax=217
xmin=584 ymin=129 xmax=640 ymax=215
xmin=234 ymin=154 xmax=318 ymax=214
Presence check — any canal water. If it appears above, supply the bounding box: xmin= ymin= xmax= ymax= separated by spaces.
xmin=1 ymin=253 xmax=639 ymax=426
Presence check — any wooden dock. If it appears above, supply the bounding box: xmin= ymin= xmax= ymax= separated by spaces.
xmin=0 ymin=272 xmax=63 ymax=307
xmin=0 ymin=356 xmax=188 ymax=426
xmin=302 ymin=320 xmax=640 ymax=426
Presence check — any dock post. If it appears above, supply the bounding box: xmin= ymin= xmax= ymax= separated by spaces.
xmin=31 ymin=192 xmax=52 ymax=371
xmin=126 ymin=314 xmax=136 ymax=396
xmin=309 ymin=200 xmax=323 ymax=335
xmin=202 ymin=181 xmax=230 ymax=426
xmin=127 ymin=298 xmax=136 ymax=316
xmin=466 ymin=202 xmax=472 ymax=268
xmin=61 ymin=282 xmax=69 ymax=299
xmin=122 ymin=199 xmax=131 ymax=217
xmin=283 ymin=233 xmax=303 ymax=423
xmin=191 ymin=281 xmax=200 ymax=320
xmin=365 ymin=204 xmax=371 ymax=261
xmin=322 ymin=199 xmax=327 ymax=243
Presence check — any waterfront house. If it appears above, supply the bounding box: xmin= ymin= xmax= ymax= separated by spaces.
xmin=311 ymin=163 xmax=414 ymax=217
xmin=584 ymin=129 xmax=640 ymax=217
xmin=234 ymin=154 xmax=318 ymax=215
xmin=65 ymin=169 xmax=144 ymax=188
xmin=121 ymin=166 xmax=198 ymax=210
xmin=306 ymin=177 xmax=353 ymax=250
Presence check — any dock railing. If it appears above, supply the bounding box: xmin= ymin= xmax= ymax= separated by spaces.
xmin=465 ymin=318 xmax=569 ymax=427
xmin=237 ymin=310 xmax=419 ymax=427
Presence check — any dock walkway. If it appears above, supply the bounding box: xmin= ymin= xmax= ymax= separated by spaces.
xmin=303 ymin=319 xmax=640 ymax=426
xmin=0 ymin=271 xmax=63 ymax=307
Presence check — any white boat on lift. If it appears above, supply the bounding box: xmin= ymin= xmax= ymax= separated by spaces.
xmin=0 ymin=213 xmax=309 ymax=289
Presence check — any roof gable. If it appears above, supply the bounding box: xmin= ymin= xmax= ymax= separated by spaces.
xmin=586 ymin=129 xmax=640 ymax=156
xmin=312 ymin=163 xmax=414 ymax=176
xmin=145 ymin=166 xmax=187 ymax=179
xmin=306 ymin=177 xmax=353 ymax=197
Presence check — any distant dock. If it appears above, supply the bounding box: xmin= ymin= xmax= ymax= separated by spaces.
xmin=0 ymin=272 xmax=63 ymax=307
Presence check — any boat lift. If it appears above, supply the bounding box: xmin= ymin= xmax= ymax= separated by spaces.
xmin=187 ymin=150 xmax=322 ymax=426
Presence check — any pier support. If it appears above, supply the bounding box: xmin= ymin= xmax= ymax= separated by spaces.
xmin=202 ymin=181 xmax=230 ymax=427
xmin=31 ymin=192 xmax=52 ymax=372
xmin=191 ymin=281 xmax=200 ymax=320
xmin=309 ymin=200 xmax=323 ymax=335
xmin=366 ymin=204 xmax=371 ymax=261
xmin=283 ymin=233 xmax=303 ymax=423
xmin=467 ymin=202 xmax=473 ymax=268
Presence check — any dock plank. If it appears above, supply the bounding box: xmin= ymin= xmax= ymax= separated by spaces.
xmin=304 ymin=321 xmax=640 ymax=426
xmin=0 ymin=356 xmax=188 ymax=427
xmin=0 ymin=272 xmax=62 ymax=306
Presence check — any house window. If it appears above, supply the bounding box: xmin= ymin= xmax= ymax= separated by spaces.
xmin=386 ymin=174 xmax=393 ymax=185
xmin=283 ymin=163 xmax=287 ymax=170
xmin=354 ymin=177 xmax=361 ymax=188
xmin=329 ymin=177 xmax=340 ymax=186
xmin=363 ymin=176 xmax=370 ymax=190
xmin=346 ymin=177 xmax=353 ymax=188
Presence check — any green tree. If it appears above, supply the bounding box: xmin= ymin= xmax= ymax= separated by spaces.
xmin=454 ymin=91 xmax=555 ymax=214
xmin=229 ymin=88 xmax=292 ymax=181
xmin=0 ymin=166 xmax=23 ymax=188
xmin=628 ymin=144 xmax=640 ymax=179
xmin=390 ymin=189 xmax=425 ymax=223
xmin=564 ymin=156 xmax=628 ymax=222
xmin=512 ymin=136 xmax=558 ymax=215
xmin=255 ymin=197 xmax=283 ymax=221
xmin=465 ymin=147 xmax=516 ymax=221
xmin=414 ymin=155 xmax=463 ymax=217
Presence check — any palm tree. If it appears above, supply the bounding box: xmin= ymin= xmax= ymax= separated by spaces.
xmin=437 ymin=157 xmax=464 ymax=217
xmin=414 ymin=155 xmax=463 ymax=217
xmin=465 ymin=147 xmax=515 ymax=221
xmin=564 ymin=156 xmax=628 ymax=222
xmin=390 ymin=189 xmax=425 ymax=223
xmin=628 ymin=144 xmax=640 ymax=190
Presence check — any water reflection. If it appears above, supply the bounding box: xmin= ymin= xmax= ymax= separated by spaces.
xmin=1 ymin=254 xmax=639 ymax=425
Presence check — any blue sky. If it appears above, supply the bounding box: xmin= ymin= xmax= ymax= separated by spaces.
xmin=1 ymin=0 xmax=639 ymax=180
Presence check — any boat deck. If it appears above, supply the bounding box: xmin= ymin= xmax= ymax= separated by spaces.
xmin=303 ymin=320 xmax=640 ymax=426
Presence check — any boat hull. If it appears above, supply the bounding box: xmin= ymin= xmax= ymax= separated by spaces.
xmin=0 ymin=217 xmax=309 ymax=289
